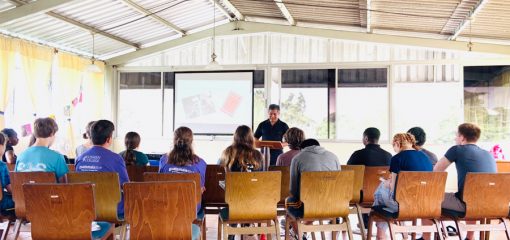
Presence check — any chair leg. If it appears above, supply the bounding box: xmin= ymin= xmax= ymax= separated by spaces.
xmin=388 ymin=221 xmax=397 ymax=240
xmin=454 ymin=220 xmax=463 ymax=240
xmin=367 ymin=214 xmax=374 ymax=240
xmin=355 ymin=204 xmax=367 ymax=240
xmin=319 ymin=220 xmax=326 ymax=240
xmin=267 ymin=220 xmax=273 ymax=240
xmin=218 ymin=215 xmax=223 ymax=240
xmin=502 ymin=218 xmax=510 ymax=240
xmin=285 ymin=215 xmax=291 ymax=240
xmin=297 ymin=221 xmax=304 ymax=240
xmin=0 ymin=220 xmax=10 ymax=240
xmin=202 ymin=215 xmax=207 ymax=240
xmin=119 ymin=224 xmax=127 ymax=240
xmin=274 ymin=218 xmax=281 ymax=240
xmin=432 ymin=219 xmax=445 ymax=240
xmin=345 ymin=217 xmax=354 ymax=240
xmin=13 ymin=219 xmax=21 ymax=240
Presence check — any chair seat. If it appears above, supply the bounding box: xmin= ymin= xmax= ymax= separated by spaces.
xmin=371 ymin=205 xmax=398 ymax=219
xmin=92 ymin=221 xmax=114 ymax=240
xmin=441 ymin=208 xmax=466 ymax=219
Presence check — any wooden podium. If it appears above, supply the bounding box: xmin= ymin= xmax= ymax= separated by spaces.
xmin=255 ymin=140 xmax=285 ymax=171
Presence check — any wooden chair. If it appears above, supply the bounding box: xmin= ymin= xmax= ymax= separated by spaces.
xmin=367 ymin=171 xmax=447 ymax=240
xmin=219 ymin=171 xmax=281 ymax=240
xmin=358 ymin=166 xmax=390 ymax=233
xmin=285 ymin=170 xmax=354 ymax=240
xmin=143 ymin=172 xmax=205 ymax=240
xmin=0 ymin=178 xmax=10 ymax=240
xmin=496 ymin=161 xmax=510 ymax=173
xmin=203 ymin=165 xmax=226 ymax=214
xmin=440 ymin=173 xmax=510 ymax=240
xmin=126 ymin=165 xmax=158 ymax=182
xmin=342 ymin=165 xmax=366 ymax=240
xmin=23 ymin=183 xmax=114 ymax=240
xmin=124 ymin=181 xmax=197 ymax=239
xmin=268 ymin=165 xmax=290 ymax=212
xmin=10 ymin=171 xmax=56 ymax=239
xmin=67 ymin=172 xmax=126 ymax=239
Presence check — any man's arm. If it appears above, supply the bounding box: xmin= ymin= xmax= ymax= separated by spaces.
xmin=434 ymin=157 xmax=452 ymax=172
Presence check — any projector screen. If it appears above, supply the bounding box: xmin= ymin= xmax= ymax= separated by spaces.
xmin=174 ymin=71 xmax=253 ymax=135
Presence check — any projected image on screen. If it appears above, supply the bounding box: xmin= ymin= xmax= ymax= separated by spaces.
xmin=174 ymin=72 xmax=253 ymax=135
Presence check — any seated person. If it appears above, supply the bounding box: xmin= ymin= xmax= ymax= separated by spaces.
xmin=408 ymin=127 xmax=438 ymax=165
xmin=287 ymin=139 xmax=340 ymax=239
xmin=276 ymin=127 xmax=305 ymax=167
xmin=373 ymin=133 xmax=432 ymax=240
xmin=219 ymin=125 xmax=263 ymax=172
xmin=119 ymin=132 xmax=149 ymax=166
xmin=15 ymin=118 xmax=69 ymax=183
xmin=75 ymin=120 xmax=129 ymax=219
xmin=347 ymin=127 xmax=392 ymax=166
xmin=434 ymin=123 xmax=496 ymax=240
xmin=1 ymin=128 xmax=18 ymax=164
xmin=0 ymin=133 xmax=14 ymax=216
xmin=75 ymin=121 xmax=95 ymax=158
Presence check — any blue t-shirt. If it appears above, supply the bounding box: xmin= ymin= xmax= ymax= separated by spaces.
xmin=75 ymin=146 xmax=130 ymax=217
xmin=15 ymin=146 xmax=69 ymax=181
xmin=389 ymin=150 xmax=433 ymax=174
xmin=444 ymin=144 xmax=496 ymax=199
xmin=159 ymin=154 xmax=207 ymax=211
xmin=0 ymin=161 xmax=10 ymax=190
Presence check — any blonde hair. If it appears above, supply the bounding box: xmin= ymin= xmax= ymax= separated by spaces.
xmin=392 ymin=133 xmax=419 ymax=151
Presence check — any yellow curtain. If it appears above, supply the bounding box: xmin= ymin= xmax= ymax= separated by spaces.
xmin=0 ymin=36 xmax=19 ymax=129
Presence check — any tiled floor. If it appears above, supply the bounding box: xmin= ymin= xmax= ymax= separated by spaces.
xmin=3 ymin=216 xmax=506 ymax=240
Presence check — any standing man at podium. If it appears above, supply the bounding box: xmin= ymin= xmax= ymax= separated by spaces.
xmin=254 ymin=104 xmax=289 ymax=166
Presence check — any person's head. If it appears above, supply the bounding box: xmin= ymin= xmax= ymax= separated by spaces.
xmin=407 ymin=127 xmax=426 ymax=147
xmin=221 ymin=125 xmax=261 ymax=171
xmin=299 ymin=138 xmax=320 ymax=149
xmin=456 ymin=123 xmax=481 ymax=145
xmin=0 ymin=133 xmax=6 ymax=156
xmin=268 ymin=104 xmax=280 ymax=123
xmin=168 ymin=126 xmax=197 ymax=166
xmin=34 ymin=118 xmax=59 ymax=145
xmin=83 ymin=121 xmax=95 ymax=140
xmin=284 ymin=127 xmax=305 ymax=150
xmin=90 ymin=120 xmax=115 ymax=147
xmin=392 ymin=133 xmax=418 ymax=153
xmin=363 ymin=127 xmax=380 ymax=145
xmin=1 ymin=128 xmax=18 ymax=146
xmin=122 ymin=132 xmax=141 ymax=166
xmin=233 ymin=125 xmax=255 ymax=148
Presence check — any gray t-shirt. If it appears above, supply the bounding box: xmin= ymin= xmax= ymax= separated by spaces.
xmin=75 ymin=144 xmax=90 ymax=158
xmin=444 ymin=144 xmax=496 ymax=199
xmin=421 ymin=148 xmax=438 ymax=165
xmin=289 ymin=145 xmax=340 ymax=199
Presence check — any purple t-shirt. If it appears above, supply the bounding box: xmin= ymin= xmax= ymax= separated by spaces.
xmin=159 ymin=154 xmax=207 ymax=211
xmin=75 ymin=146 xmax=130 ymax=217
xmin=276 ymin=149 xmax=300 ymax=167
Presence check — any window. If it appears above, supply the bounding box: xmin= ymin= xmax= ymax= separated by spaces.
xmin=464 ymin=66 xmax=510 ymax=143
xmin=118 ymin=72 xmax=162 ymax=137
xmin=392 ymin=65 xmax=462 ymax=144
xmin=336 ymin=68 xmax=388 ymax=141
xmin=253 ymin=70 xmax=266 ymax=128
xmin=280 ymin=69 xmax=334 ymax=139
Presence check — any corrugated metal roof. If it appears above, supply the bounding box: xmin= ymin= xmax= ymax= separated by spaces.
xmin=0 ymin=0 xmax=509 ymax=60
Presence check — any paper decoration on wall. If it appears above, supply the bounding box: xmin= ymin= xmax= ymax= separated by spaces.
xmin=21 ymin=123 xmax=32 ymax=137
xmin=49 ymin=114 xmax=56 ymax=120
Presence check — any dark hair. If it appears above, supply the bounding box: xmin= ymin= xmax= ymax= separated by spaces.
xmin=0 ymin=133 xmax=5 ymax=145
xmin=168 ymin=127 xmax=197 ymax=166
xmin=90 ymin=120 xmax=115 ymax=145
xmin=458 ymin=123 xmax=481 ymax=142
xmin=268 ymin=104 xmax=280 ymax=111
xmin=1 ymin=128 xmax=17 ymax=138
xmin=284 ymin=127 xmax=305 ymax=150
xmin=221 ymin=125 xmax=262 ymax=172
xmin=300 ymin=138 xmax=320 ymax=149
xmin=122 ymin=132 xmax=141 ymax=166
xmin=407 ymin=127 xmax=426 ymax=146
xmin=34 ymin=118 xmax=59 ymax=138
xmin=363 ymin=127 xmax=380 ymax=143
xmin=83 ymin=121 xmax=95 ymax=139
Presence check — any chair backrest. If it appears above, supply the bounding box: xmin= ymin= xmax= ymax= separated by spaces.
xmin=67 ymin=172 xmax=121 ymax=223
xmin=24 ymin=183 xmax=96 ymax=240
xmin=11 ymin=171 xmax=56 ymax=219
xmin=300 ymin=171 xmax=353 ymax=219
xmin=126 ymin=165 xmax=159 ymax=182
xmin=268 ymin=166 xmax=290 ymax=203
xmin=124 ymin=181 xmax=196 ymax=239
xmin=394 ymin=171 xmax=447 ymax=219
xmin=144 ymin=172 xmax=202 ymax=203
xmin=361 ymin=166 xmax=390 ymax=203
xmin=341 ymin=165 xmax=365 ymax=203
xmin=67 ymin=164 xmax=75 ymax=172
xmin=225 ymin=171 xmax=281 ymax=221
xmin=496 ymin=161 xmax=510 ymax=173
xmin=202 ymin=165 xmax=226 ymax=205
xmin=463 ymin=173 xmax=510 ymax=219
